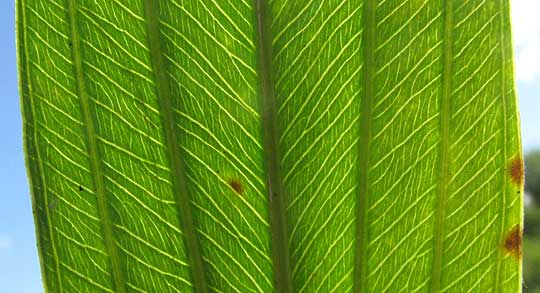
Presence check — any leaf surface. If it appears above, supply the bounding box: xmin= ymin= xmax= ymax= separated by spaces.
xmin=18 ymin=0 xmax=522 ymax=292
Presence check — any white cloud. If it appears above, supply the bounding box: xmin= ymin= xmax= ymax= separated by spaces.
xmin=511 ymin=0 xmax=540 ymax=83
xmin=0 ymin=235 xmax=12 ymax=250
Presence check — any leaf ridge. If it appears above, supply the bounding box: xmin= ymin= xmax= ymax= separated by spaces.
xmin=355 ymin=0 xmax=374 ymax=292
xmin=143 ymin=1 xmax=208 ymax=292
xmin=430 ymin=1 xmax=453 ymax=291
xmin=254 ymin=0 xmax=293 ymax=291
xmin=65 ymin=0 xmax=126 ymax=291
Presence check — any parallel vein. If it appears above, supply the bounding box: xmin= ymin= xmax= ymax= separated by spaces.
xmin=430 ymin=0 xmax=453 ymax=291
xmin=19 ymin=0 xmax=63 ymax=290
xmin=355 ymin=0 xmax=375 ymax=292
xmin=143 ymin=1 xmax=207 ymax=292
xmin=65 ymin=0 xmax=126 ymax=291
xmin=494 ymin=0 xmax=510 ymax=291
xmin=254 ymin=0 xmax=293 ymax=291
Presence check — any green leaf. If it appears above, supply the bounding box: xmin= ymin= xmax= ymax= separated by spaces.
xmin=18 ymin=0 xmax=523 ymax=292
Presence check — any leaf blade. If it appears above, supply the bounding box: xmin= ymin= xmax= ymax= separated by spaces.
xmin=18 ymin=0 xmax=522 ymax=292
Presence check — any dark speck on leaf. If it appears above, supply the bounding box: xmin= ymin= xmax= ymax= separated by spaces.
xmin=228 ymin=179 xmax=244 ymax=195
xmin=79 ymin=185 xmax=84 ymax=192
xmin=503 ymin=225 xmax=522 ymax=259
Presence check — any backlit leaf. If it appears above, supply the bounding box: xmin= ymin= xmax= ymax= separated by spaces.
xmin=18 ymin=0 xmax=522 ymax=292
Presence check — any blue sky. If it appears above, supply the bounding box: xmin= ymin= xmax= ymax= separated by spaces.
xmin=512 ymin=0 xmax=540 ymax=152
xmin=0 ymin=2 xmax=43 ymax=292
xmin=0 ymin=1 xmax=538 ymax=292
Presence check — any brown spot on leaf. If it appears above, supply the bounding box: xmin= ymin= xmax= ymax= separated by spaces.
xmin=508 ymin=156 xmax=524 ymax=185
xmin=228 ymin=179 xmax=244 ymax=195
xmin=503 ymin=225 xmax=522 ymax=259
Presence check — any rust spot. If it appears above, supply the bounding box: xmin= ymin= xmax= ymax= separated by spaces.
xmin=503 ymin=225 xmax=522 ymax=259
xmin=508 ymin=156 xmax=524 ymax=185
xmin=228 ymin=179 xmax=244 ymax=195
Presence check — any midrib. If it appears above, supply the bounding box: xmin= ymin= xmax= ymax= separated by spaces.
xmin=430 ymin=0 xmax=453 ymax=292
xmin=65 ymin=0 xmax=126 ymax=292
xmin=355 ymin=0 xmax=375 ymax=292
xmin=143 ymin=1 xmax=208 ymax=292
xmin=254 ymin=0 xmax=293 ymax=292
